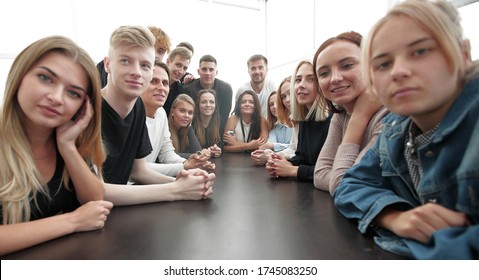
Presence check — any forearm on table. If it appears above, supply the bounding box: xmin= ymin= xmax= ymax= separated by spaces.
xmin=0 ymin=214 xmax=77 ymax=256
xmin=104 ymin=182 xmax=177 ymax=205
xmin=59 ymin=144 xmax=104 ymax=202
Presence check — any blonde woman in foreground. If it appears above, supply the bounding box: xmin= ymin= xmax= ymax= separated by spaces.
xmin=334 ymin=0 xmax=479 ymax=259
xmin=0 ymin=36 xmax=113 ymax=256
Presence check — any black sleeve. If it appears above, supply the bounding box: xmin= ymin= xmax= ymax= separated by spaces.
xmin=96 ymin=60 xmax=108 ymax=88
xmin=187 ymin=126 xmax=202 ymax=153
xmin=135 ymin=99 xmax=153 ymax=159
xmin=218 ymin=81 xmax=233 ymax=124
xmin=297 ymin=165 xmax=315 ymax=182
xmin=164 ymin=82 xmax=187 ymax=117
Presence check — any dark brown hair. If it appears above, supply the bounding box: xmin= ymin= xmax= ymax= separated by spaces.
xmin=233 ymin=90 xmax=262 ymax=141
xmin=193 ymin=89 xmax=221 ymax=147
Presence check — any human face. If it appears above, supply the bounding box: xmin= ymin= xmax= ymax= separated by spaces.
xmin=17 ymin=52 xmax=87 ymax=133
xmin=199 ymin=92 xmax=216 ymax=117
xmin=167 ymin=55 xmax=190 ymax=82
xmin=315 ymin=41 xmax=365 ymax=112
xmin=155 ymin=43 xmax=167 ymax=62
xmin=198 ymin=61 xmax=217 ymax=87
xmin=171 ymin=101 xmax=194 ymax=128
xmin=240 ymin=94 xmax=255 ymax=115
xmin=268 ymin=94 xmax=277 ymax=117
xmin=280 ymin=81 xmax=291 ymax=110
xmin=141 ymin=66 xmax=170 ymax=112
xmin=294 ymin=63 xmax=317 ymax=109
xmin=370 ymin=15 xmax=460 ymax=130
xmin=247 ymin=59 xmax=267 ymax=85
xmin=106 ymin=44 xmax=155 ymax=100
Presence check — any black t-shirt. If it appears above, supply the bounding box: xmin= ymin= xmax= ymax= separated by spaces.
xmin=0 ymin=155 xmax=80 ymax=224
xmin=101 ymin=97 xmax=152 ymax=184
xmin=96 ymin=60 xmax=108 ymax=89
xmin=163 ymin=81 xmax=186 ymax=117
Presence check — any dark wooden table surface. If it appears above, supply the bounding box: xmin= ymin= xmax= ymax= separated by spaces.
xmin=3 ymin=153 xmax=404 ymax=260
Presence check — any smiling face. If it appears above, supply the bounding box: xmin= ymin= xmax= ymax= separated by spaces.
xmin=315 ymin=40 xmax=365 ymax=112
xmin=17 ymin=51 xmax=87 ymax=133
xmin=370 ymin=15 xmax=460 ymax=130
xmin=294 ymin=63 xmax=317 ymax=109
xmin=106 ymin=43 xmax=155 ymax=100
xmin=141 ymin=65 xmax=170 ymax=116
xmin=167 ymin=54 xmax=190 ymax=82
xmin=171 ymin=100 xmax=194 ymax=128
xmin=240 ymin=93 xmax=255 ymax=116
xmin=199 ymin=92 xmax=216 ymax=117
xmin=248 ymin=59 xmax=267 ymax=85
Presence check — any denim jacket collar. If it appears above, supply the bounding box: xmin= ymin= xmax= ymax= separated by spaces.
xmin=383 ymin=77 xmax=479 ymax=145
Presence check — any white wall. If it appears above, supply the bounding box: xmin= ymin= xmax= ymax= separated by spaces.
xmin=1 ymin=0 xmax=478 ymax=104
xmin=0 ymin=0 xmax=266 ymax=102
xmin=265 ymin=0 xmax=391 ymax=83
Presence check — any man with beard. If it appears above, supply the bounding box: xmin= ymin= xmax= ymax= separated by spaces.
xmin=235 ymin=54 xmax=276 ymax=117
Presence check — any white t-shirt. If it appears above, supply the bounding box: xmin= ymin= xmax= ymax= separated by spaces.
xmin=234 ymin=120 xmax=252 ymax=143
xmin=145 ymin=107 xmax=186 ymax=177
xmin=278 ymin=124 xmax=298 ymax=160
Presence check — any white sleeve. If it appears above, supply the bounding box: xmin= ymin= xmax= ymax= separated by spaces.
xmin=278 ymin=124 xmax=298 ymax=160
xmin=146 ymin=108 xmax=186 ymax=177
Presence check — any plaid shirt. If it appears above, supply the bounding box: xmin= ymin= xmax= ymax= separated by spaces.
xmin=404 ymin=122 xmax=439 ymax=192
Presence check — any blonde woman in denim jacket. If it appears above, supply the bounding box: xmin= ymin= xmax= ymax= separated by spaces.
xmin=334 ymin=0 xmax=479 ymax=259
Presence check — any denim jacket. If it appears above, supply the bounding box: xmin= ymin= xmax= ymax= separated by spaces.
xmin=334 ymin=76 xmax=479 ymax=259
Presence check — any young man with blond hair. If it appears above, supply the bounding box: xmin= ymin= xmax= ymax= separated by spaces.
xmin=97 ymin=26 xmax=171 ymax=88
xmin=101 ymin=25 xmax=214 ymax=205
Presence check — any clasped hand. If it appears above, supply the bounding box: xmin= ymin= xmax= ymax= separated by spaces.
xmin=175 ymin=168 xmax=215 ymax=200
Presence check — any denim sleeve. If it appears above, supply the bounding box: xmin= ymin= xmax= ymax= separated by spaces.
xmin=333 ymin=140 xmax=412 ymax=233
xmin=273 ymin=143 xmax=289 ymax=152
xmin=404 ymin=225 xmax=479 ymax=259
xmin=267 ymin=129 xmax=278 ymax=143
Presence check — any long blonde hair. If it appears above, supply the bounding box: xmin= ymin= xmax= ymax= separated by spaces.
xmin=289 ymin=60 xmax=329 ymax=122
xmin=0 ymin=36 xmax=105 ymax=224
xmin=168 ymin=94 xmax=195 ymax=153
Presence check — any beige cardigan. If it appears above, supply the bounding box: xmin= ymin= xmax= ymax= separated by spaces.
xmin=313 ymin=107 xmax=389 ymax=195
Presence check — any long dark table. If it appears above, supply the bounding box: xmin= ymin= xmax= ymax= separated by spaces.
xmin=3 ymin=153 xmax=404 ymax=259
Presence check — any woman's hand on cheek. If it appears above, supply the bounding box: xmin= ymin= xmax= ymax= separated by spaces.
xmin=57 ymin=96 xmax=93 ymax=149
